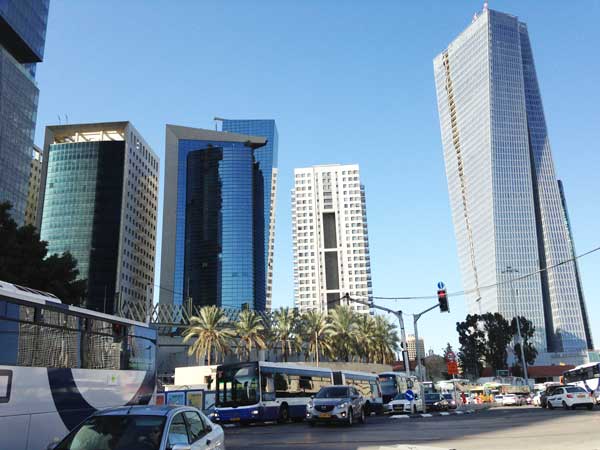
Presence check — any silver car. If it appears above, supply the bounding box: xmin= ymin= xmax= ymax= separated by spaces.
xmin=306 ymin=385 xmax=367 ymax=426
xmin=49 ymin=405 xmax=225 ymax=450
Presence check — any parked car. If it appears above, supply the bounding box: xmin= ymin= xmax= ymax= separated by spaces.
xmin=424 ymin=393 xmax=449 ymax=412
xmin=494 ymin=395 xmax=504 ymax=404
xmin=306 ymin=385 xmax=367 ymax=426
xmin=442 ymin=393 xmax=458 ymax=409
xmin=546 ymin=386 xmax=594 ymax=410
xmin=502 ymin=394 xmax=523 ymax=406
xmin=386 ymin=392 xmax=424 ymax=415
xmin=49 ymin=405 xmax=225 ymax=450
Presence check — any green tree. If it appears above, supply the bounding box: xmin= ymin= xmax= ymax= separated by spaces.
xmin=272 ymin=307 xmax=301 ymax=362
xmin=328 ymin=305 xmax=358 ymax=362
xmin=371 ymin=315 xmax=399 ymax=364
xmin=443 ymin=343 xmax=455 ymax=361
xmin=235 ymin=309 xmax=266 ymax=362
xmin=423 ymin=354 xmax=448 ymax=381
xmin=480 ymin=312 xmax=512 ymax=373
xmin=301 ymin=310 xmax=333 ymax=366
xmin=456 ymin=314 xmax=484 ymax=380
xmin=0 ymin=202 xmax=86 ymax=304
xmin=354 ymin=313 xmax=376 ymax=363
xmin=182 ymin=306 xmax=235 ymax=365
xmin=510 ymin=316 xmax=537 ymax=376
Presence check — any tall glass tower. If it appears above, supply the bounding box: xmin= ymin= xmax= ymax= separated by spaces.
xmin=160 ymin=124 xmax=275 ymax=311
xmin=0 ymin=0 xmax=49 ymax=224
xmin=220 ymin=119 xmax=278 ymax=311
xmin=434 ymin=7 xmax=593 ymax=364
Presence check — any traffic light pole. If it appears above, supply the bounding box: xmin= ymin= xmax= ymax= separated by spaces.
xmin=413 ymin=303 xmax=439 ymax=382
xmin=343 ymin=294 xmax=411 ymax=377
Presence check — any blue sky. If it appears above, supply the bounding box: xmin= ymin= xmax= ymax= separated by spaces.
xmin=35 ymin=1 xmax=600 ymax=355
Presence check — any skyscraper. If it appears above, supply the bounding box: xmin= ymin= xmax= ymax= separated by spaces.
xmin=24 ymin=145 xmax=43 ymax=227
xmin=0 ymin=0 xmax=49 ymax=224
xmin=434 ymin=7 xmax=593 ymax=364
xmin=292 ymin=164 xmax=372 ymax=314
xmin=160 ymin=124 xmax=274 ymax=311
xmin=220 ymin=119 xmax=278 ymax=311
xmin=407 ymin=334 xmax=425 ymax=361
xmin=39 ymin=122 xmax=159 ymax=314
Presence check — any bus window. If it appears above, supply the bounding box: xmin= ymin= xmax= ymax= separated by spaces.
xmin=0 ymin=369 xmax=12 ymax=403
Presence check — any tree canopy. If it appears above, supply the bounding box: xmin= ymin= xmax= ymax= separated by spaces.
xmin=0 ymin=202 xmax=86 ymax=305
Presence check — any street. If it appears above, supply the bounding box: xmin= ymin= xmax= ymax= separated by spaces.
xmin=224 ymin=406 xmax=600 ymax=450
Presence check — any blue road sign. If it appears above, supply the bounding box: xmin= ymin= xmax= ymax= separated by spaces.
xmin=437 ymin=281 xmax=445 ymax=290
xmin=405 ymin=389 xmax=415 ymax=401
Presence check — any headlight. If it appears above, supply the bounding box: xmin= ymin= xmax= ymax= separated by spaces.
xmin=251 ymin=410 xmax=259 ymax=415
xmin=338 ymin=402 xmax=348 ymax=409
xmin=307 ymin=402 xmax=313 ymax=409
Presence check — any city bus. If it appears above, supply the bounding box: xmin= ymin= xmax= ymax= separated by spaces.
xmin=213 ymin=361 xmax=333 ymax=424
xmin=378 ymin=371 xmax=424 ymax=410
xmin=563 ymin=363 xmax=600 ymax=403
xmin=333 ymin=370 xmax=384 ymax=415
xmin=0 ymin=281 xmax=156 ymax=450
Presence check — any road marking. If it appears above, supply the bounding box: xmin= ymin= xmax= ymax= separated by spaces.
xmin=439 ymin=412 xmax=450 ymax=416
xmin=454 ymin=411 xmax=463 ymax=414
xmin=420 ymin=413 xmax=433 ymax=417
xmin=390 ymin=414 xmax=410 ymax=419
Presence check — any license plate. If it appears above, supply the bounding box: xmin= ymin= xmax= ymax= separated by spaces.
xmin=230 ymin=417 xmax=240 ymax=422
xmin=320 ymin=413 xmax=331 ymax=418
xmin=577 ymin=394 xmax=585 ymax=398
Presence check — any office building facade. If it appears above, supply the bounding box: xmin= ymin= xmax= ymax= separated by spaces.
xmin=160 ymin=125 xmax=273 ymax=311
xmin=407 ymin=334 xmax=425 ymax=361
xmin=220 ymin=119 xmax=278 ymax=311
xmin=39 ymin=122 xmax=159 ymax=314
xmin=292 ymin=164 xmax=372 ymax=314
xmin=434 ymin=7 xmax=593 ymax=363
xmin=0 ymin=0 xmax=49 ymax=224
xmin=24 ymin=145 xmax=42 ymax=226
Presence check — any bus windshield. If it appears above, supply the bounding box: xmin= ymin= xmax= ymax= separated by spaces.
xmin=378 ymin=375 xmax=397 ymax=396
xmin=216 ymin=364 xmax=260 ymax=407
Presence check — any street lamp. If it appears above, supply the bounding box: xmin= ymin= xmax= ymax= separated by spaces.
xmin=502 ymin=266 xmax=529 ymax=386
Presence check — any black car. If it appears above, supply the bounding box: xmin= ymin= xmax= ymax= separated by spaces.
xmin=442 ymin=393 xmax=458 ymax=409
xmin=424 ymin=393 xmax=449 ymax=412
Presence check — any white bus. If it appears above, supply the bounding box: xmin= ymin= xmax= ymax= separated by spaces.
xmin=377 ymin=371 xmax=424 ymax=412
xmin=563 ymin=363 xmax=600 ymax=403
xmin=0 ymin=281 xmax=157 ymax=450
xmin=333 ymin=370 xmax=384 ymax=415
xmin=213 ymin=361 xmax=333 ymax=424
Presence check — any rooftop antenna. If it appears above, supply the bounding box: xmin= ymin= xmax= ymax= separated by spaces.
xmin=65 ymin=114 xmax=69 ymax=124
xmin=213 ymin=116 xmax=225 ymax=132
xmin=483 ymin=1 xmax=489 ymax=11
xmin=57 ymin=114 xmax=61 ymax=124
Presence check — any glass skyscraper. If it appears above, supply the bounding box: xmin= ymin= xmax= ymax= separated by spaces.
xmin=220 ymin=119 xmax=278 ymax=310
xmin=160 ymin=124 xmax=277 ymax=311
xmin=434 ymin=7 xmax=593 ymax=364
xmin=0 ymin=0 xmax=49 ymax=224
xmin=40 ymin=122 xmax=159 ymax=314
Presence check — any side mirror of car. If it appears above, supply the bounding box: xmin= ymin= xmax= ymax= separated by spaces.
xmin=310 ymin=395 xmax=314 ymax=399
xmin=46 ymin=438 xmax=61 ymax=450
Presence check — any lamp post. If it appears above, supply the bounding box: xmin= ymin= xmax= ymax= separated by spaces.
xmin=502 ymin=266 xmax=529 ymax=386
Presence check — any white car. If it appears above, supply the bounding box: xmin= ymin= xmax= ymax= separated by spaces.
xmin=49 ymin=405 xmax=225 ymax=450
xmin=494 ymin=395 xmax=504 ymax=404
xmin=386 ymin=392 xmax=424 ymax=415
xmin=502 ymin=394 xmax=521 ymax=406
xmin=547 ymin=386 xmax=594 ymax=410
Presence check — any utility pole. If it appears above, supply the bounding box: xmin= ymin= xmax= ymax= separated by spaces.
xmin=343 ymin=293 xmax=411 ymax=377
xmin=412 ymin=303 xmax=439 ymax=381
xmin=502 ymin=266 xmax=529 ymax=386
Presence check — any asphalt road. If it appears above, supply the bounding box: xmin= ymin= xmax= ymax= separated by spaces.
xmin=223 ymin=406 xmax=600 ymax=450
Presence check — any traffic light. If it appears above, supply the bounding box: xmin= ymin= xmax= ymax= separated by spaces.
xmin=438 ymin=289 xmax=449 ymax=312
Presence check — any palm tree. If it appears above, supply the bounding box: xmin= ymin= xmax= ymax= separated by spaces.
xmin=301 ymin=310 xmax=333 ymax=366
xmin=272 ymin=307 xmax=301 ymax=362
xmin=354 ymin=313 xmax=376 ymax=363
xmin=328 ymin=305 xmax=358 ymax=362
xmin=182 ymin=306 xmax=235 ymax=365
xmin=235 ymin=309 xmax=266 ymax=361
xmin=371 ymin=315 xmax=399 ymax=364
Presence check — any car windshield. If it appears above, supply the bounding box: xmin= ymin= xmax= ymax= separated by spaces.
xmin=425 ymin=394 xmax=440 ymax=401
xmin=566 ymin=387 xmax=586 ymax=393
xmin=378 ymin=375 xmax=397 ymax=396
xmin=443 ymin=394 xmax=453 ymax=400
xmin=56 ymin=415 xmax=166 ymax=450
xmin=393 ymin=393 xmax=406 ymax=400
xmin=216 ymin=364 xmax=260 ymax=407
xmin=316 ymin=387 xmax=349 ymax=398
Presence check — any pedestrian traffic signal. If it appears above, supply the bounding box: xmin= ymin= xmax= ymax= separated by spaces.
xmin=438 ymin=289 xmax=449 ymax=312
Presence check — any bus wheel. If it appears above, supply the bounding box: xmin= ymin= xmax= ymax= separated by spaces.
xmin=278 ymin=404 xmax=289 ymax=423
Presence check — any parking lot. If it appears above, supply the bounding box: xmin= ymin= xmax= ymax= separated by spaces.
xmin=224 ymin=406 xmax=600 ymax=450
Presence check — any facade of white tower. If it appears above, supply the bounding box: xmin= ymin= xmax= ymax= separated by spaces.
xmin=292 ymin=164 xmax=372 ymax=314
xmin=434 ymin=8 xmax=593 ymax=365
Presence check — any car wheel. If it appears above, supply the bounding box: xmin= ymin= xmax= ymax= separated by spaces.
xmin=562 ymin=401 xmax=569 ymax=410
xmin=347 ymin=408 xmax=353 ymax=426
xmin=548 ymin=401 xmax=554 ymax=410
xmin=278 ymin=404 xmax=289 ymax=423
xmin=359 ymin=407 xmax=366 ymax=424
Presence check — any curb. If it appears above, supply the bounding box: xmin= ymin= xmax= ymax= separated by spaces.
xmin=389 ymin=409 xmax=476 ymax=419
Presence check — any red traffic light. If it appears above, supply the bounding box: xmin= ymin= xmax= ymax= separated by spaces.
xmin=438 ymin=289 xmax=449 ymax=312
